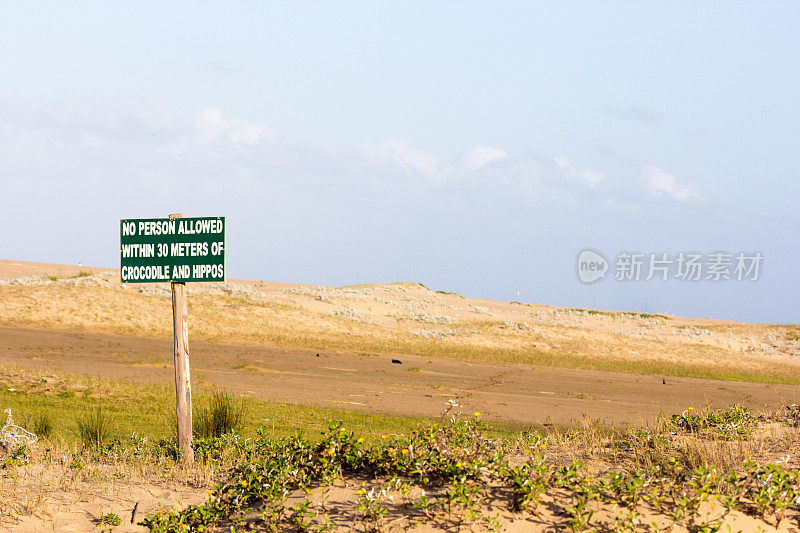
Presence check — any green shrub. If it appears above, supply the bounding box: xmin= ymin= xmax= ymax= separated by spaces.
xmin=670 ymin=404 xmax=754 ymax=439
xmin=193 ymin=390 xmax=245 ymax=439
xmin=1 ymin=445 xmax=30 ymax=468
xmin=99 ymin=512 xmax=122 ymax=526
xmin=74 ymin=407 xmax=113 ymax=447
xmin=32 ymin=413 xmax=53 ymax=439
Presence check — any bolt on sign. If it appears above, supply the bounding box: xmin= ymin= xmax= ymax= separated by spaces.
xmin=120 ymin=215 xmax=225 ymax=464
xmin=120 ymin=217 xmax=225 ymax=283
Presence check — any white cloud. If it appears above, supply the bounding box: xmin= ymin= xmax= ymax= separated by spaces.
xmin=642 ymin=165 xmax=701 ymax=201
xmin=197 ymin=107 xmax=267 ymax=145
xmin=359 ymin=139 xmax=439 ymax=178
xmin=554 ymin=156 xmax=605 ymax=186
xmin=579 ymin=170 xmax=605 ymax=185
xmin=554 ymin=156 xmax=576 ymax=177
xmin=0 ymin=96 xmax=649 ymax=217
xmin=461 ymin=146 xmax=507 ymax=170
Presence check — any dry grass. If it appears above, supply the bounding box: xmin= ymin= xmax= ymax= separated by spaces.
xmin=535 ymin=412 xmax=800 ymax=474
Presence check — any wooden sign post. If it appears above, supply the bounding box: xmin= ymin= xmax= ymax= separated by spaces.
xmin=119 ymin=214 xmax=226 ymax=463
xmin=169 ymin=214 xmax=193 ymax=462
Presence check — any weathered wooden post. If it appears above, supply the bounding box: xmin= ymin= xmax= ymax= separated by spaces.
xmin=169 ymin=213 xmax=194 ymax=463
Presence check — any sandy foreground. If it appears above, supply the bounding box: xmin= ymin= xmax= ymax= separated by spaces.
xmin=2 ymin=462 xmax=206 ymax=533
xmin=5 ymin=455 xmax=799 ymax=533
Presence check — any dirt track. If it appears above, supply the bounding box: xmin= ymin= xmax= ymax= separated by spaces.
xmin=2 ymin=326 xmax=797 ymax=427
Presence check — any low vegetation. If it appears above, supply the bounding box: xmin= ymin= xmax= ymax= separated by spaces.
xmin=2 ymin=381 xmax=799 ymax=531
xmin=139 ymin=404 xmax=800 ymax=531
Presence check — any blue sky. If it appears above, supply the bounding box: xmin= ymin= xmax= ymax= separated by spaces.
xmin=1 ymin=2 xmax=798 ymax=323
